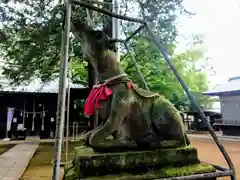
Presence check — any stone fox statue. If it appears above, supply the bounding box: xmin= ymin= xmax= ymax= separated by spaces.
xmin=71 ymin=21 xmax=190 ymax=150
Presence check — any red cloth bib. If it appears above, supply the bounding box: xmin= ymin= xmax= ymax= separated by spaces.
xmin=84 ymin=81 xmax=134 ymax=116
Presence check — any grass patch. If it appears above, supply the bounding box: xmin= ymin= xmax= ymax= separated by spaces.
xmin=21 ymin=141 xmax=84 ymax=180
xmin=29 ymin=141 xmax=84 ymax=167
xmin=0 ymin=144 xmax=15 ymax=155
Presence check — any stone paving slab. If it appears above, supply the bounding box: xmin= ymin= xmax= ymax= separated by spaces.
xmin=0 ymin=137 xmax=84 ymax=145
xmin=0 ymin=142 xmax=39 ymax=180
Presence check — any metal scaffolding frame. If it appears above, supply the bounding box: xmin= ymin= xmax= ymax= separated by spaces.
xmin=52 ymin=0 xmax=236 ymax=180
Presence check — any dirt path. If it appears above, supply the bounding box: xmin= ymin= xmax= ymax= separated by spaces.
xmin=21 ymin=166 xmax=64 ymax=180
xmin=190 ymin=136 xmax=240 ymax=180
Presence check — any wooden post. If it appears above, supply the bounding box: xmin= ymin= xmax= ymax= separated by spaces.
xmin=23 ymin=100 xmax=26 ymax=129
xmin=32 ymin=100 xmax=35 ymax=132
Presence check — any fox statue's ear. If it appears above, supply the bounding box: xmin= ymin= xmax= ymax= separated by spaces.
xmin=108 ymin=39 xmax=118 ymax=52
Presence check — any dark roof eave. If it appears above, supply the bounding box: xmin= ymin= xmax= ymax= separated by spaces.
xmin=202 ymin=90 xmax=240 ymax=97
xmin=185 ymin=111 xmax=221 ymax=116
xmin=0 ymin=87 xmax=89 ymax=94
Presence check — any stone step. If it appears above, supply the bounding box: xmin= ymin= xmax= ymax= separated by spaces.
xmin=65 ymin=145 xmax=213 ymax=179
xmin=25 ymin=136 xmax=40 ymax=142
xmin=75 ymin=146 xmax=198 ymax=168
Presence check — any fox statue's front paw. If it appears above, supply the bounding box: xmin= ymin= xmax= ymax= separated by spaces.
xmin=83 ymin=131 xmax=92 ymax=145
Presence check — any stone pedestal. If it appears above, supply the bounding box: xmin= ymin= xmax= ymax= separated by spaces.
xmin=63 ymin=145 xmax=216 ymax=180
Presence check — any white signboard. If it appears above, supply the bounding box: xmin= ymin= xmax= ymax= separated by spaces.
xmin=6 ymin=108 xmax=15 ymax=131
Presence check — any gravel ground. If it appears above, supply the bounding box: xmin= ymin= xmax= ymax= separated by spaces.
xmin=190 ymin=136 xmax=240 ymax=180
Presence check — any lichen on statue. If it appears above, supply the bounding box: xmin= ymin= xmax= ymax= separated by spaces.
xmin=71 ymin=20 xmax=190 ymax=152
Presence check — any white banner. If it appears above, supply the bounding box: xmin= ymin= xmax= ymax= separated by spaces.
xmin=7 ymin=107 xmax=15 ymax=131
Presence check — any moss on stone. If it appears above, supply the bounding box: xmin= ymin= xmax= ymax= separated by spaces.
xmin=63 ymin=145 xmax=217 ymax=180
xmin=85 ymin=162 xmax=216 ymax=180
xmin=73 ymin=145 xmax=200 ymax=178
xmin=63 ymin=144 xmax=219 ymax=180
xmin=63 ymin=161 xmax=78 ymax=180
xmin=64 ymin=161 xmax=74 ymax=172
xmin=87 ymin=140 xmax=189 ymax=153
xmin=63 ymin=162 xmax=216 ymax=180
xmin=63 ymin=167 xmax=77 ymax=180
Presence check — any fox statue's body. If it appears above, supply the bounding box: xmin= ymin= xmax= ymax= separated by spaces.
xmin=71 ymin=20 xmax=190 ymax=150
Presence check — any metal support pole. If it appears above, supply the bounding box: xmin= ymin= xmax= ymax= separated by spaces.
xmin=155 ymin=170 xmax=234 ymax=180
xmin=65 ymin=70 xmax=71 ymax=162
xmin=125 ymin=25 xmax=145 ymax=43
xmin=52 ymin=1 xmax=71 ymax=180
xmin=71 ymin=0 xmax=145 ymax=24
xmin=144 ymin=23 xmax=236 ymax=180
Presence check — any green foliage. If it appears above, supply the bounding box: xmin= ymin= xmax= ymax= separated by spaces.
xmin=0 ymin=1 xmax=64 ymax=83
xmin=0 ymin=0 xmax=212 ymax=109
xmin=121 ymin=36 xmax=211 ymax=109
xmin=70 ymin=60 xmax=88 ymax=86
xmin=0 ymin=0 xmax=186 ymax=83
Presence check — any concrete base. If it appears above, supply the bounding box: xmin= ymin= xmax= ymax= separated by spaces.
xmin=63 ymin=145 xmax=216 ymax=180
